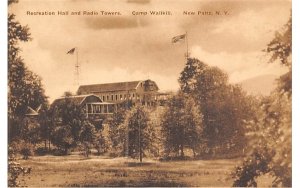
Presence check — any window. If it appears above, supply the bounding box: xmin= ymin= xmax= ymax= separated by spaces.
xmin=87 ymin=104 xmax=92 ymax=113
xmin=102 ymin=96 xmax=105 ymax=101
xmin=115 ymin=94 xmax=118 ymax=101
xmin=111 ymin=95 xmax=114 ymax=101
xmin=95 ymin=105 xmax=100 ymax=113
xmin=104 ymin=105 xmax=107 ymax=113
xmin=107 ymin=95 xmax=109 ymax=100
xmin=120 ymin=94 xmax=123 ymax=100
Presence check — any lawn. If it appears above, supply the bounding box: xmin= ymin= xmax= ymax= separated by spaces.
xmin=17 ymin=154 xmax=270 ymax=187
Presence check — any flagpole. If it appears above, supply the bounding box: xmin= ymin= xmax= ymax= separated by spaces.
xmin=185 ymin=31 xmax=189 ymax=60
xmin=75 ymin=47 xmax=79 ymax=86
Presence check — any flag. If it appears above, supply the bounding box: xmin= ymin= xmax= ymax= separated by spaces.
xmin=67 ymin=48 xmax=76 ymax=54
xmin=172 ymin=34 xmax=186 ymax=43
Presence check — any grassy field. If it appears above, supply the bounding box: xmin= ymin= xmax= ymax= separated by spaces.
xmin=17 ymin=154 xmax=270 ymax=187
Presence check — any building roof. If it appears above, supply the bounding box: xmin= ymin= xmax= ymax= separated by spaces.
xmin=51 ymin=94 xmax=101 ymax=107
xmin=77 ymin=80 xmax=142 ymax=94
xmin=25 ymin=106 xmax=39 ymax=116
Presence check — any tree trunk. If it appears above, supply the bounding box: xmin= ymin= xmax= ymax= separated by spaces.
xmin=64 ymin=146 xmax=68 ymax=155
xmin=180 ymin=144 xmax=184 ymax=158
xmin=192 ymin=145 xmax=196 ymax=158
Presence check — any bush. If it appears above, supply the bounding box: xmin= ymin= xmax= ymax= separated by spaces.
xmin=8 ymin=147 xmax=31 ymax=187
xmin=108 ymin=152 xmax=120 ymax=158
xmin=10 ymin=139 xmax=34 ymax=159
xmin=79 ymin=142 xmax=92 ymax=158
xmin=159 ymin=155 xmax=192 ymax=162
xmin=232 ymin=148 xmax=274 ymax=187
xmin=20 ymin=142 xmax=34 ymax=159
xmin=35 ymin=147 xmax=48 ymax=156
xmin=232 ymin=92 xmax=291 ymax=187
xmin=50 ymin=148 xmax=69 ymax=156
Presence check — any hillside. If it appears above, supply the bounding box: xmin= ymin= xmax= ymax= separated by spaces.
xmin=239 ymin=74 xmax=278 ymax=95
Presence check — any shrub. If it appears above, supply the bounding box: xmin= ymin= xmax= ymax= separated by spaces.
xmin=20 ymin=143 xmax=34 ymax=160
xmin=35 ymin=147 xmax=48 ymax=156
xmin=10 ymin=139 xmax=34 ymax=159
xmin=79 ymin=142 xmax=92 ymax=158
xmin=50 ymin=148 xmax=69 ymax=156
xmin=8 ymin=147 xmax=31 ymax=187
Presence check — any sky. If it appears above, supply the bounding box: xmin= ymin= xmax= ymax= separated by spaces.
xmin=9 ymin=0 xmax=291 ymax=102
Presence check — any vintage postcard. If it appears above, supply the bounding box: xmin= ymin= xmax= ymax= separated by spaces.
xmin=8 ymin=0 xmax=292 ymax=187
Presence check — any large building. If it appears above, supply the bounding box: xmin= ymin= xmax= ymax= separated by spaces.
xmin=51 ymin=94 xmax=116 ymax=122
xmin=51 ymin=80 xmax=161 ymax=123
xmin=77 ymin=79 xmax=159 ymax=106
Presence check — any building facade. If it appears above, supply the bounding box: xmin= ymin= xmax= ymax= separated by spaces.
xmin=51 ymin=80 xmax=160 ymax=123
xmin=77 ymin=79 xmax=159 ymax=106
xmin=51 ymin=94 xmax=116 ymax=122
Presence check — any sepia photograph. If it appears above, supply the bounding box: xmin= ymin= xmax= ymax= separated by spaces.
xmin=7 ymin=0 xmax=292 ymax=187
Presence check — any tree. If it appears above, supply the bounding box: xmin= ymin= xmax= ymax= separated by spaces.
xmin=194 ymin=66 xmax=230 ymax=151
xmin=161 ymin=93 xmax=203 ymax=158
xmin=266 ymin=16 xmax=292 ymax=95
xmin=233 ymin=92 xmax=291 ymax=187
xmin=80 ymin=121 xmax=97 ymax=157
xmin=179 ymin=58 xmax=208 ymax=94
xmin=38 ymin=106 xmax=53 ymax=150
xmin=8 ymin=0 xmax=48 ymax=142
xmin=19 ymin=117 xmax=41 ymax=145
xmin=232 ymin=15 xmax=292 ymax=187
xmin=51 ymin=124 xmax=74 ymax=154
xmin=94 ymin=130 xmax=107 ymax=155
xmin=8 ymin=147 xmax=31 ymax=187
xmin=179 ymin=58 xmax=251 ymax=156
xmin=50 ymin=95 xmax=86 ymax=153
xmin=127 ymin=106 xmax=154 ymax=161
xmin=108 ymin=108 xmax=128 ymax=156
xmin=8 ymin=0 xmax=47 ymax=185
xmin=182 ymin=96 xmax=203 ymax=157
